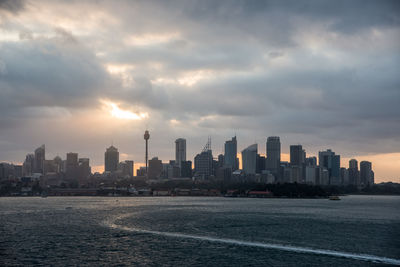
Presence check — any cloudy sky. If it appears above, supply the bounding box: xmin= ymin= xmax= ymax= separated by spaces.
xmin=0 ymin=0 xmax=399 ymax=181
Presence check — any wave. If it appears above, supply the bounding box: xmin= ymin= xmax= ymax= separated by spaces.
xmin=104 ymin=215 xmax=400 ymax=266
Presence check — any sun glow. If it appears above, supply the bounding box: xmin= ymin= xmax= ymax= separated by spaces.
xmin=101 ymin=100 xmax=148 ymax=120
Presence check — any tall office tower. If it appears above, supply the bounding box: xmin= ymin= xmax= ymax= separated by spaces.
xmin=302 ymin=149 xmax=306 ymax=163
xmin=144 ymin=130 xmax=150 ymax=173
xmin=242 ymin=144 xmax=257 ymax=175
xmin=66 ymin=152 xmax=79 ymax=180
xmin=319 ymin=149 xmax=340 ymax=183
xmin=43 ymin=159 xmax=57 ymax=174
xmin=148 ymin=157 xmax=163 ymax=179
xmin=78 ymin=158 xmax=91 ymax=178
xmin=175 ymin=138 xmax=186 ymax=167
xmin=23 ymin=153 xmax=35 ymax=176
xmin=217 ymin=154 xmax=225 ymax=168
xmin=224 ymin=136 xmax=238 ymax=171
xmin=360 ymin=161 xmax=373 ymax=186
xmin=124 ymin=160 xmax=134 ymax=177
xmin=266 ymin=136 xmax=281 ymax=175
xmin=306 ymin=157 xmax=317 ymax=167
xmin=290 ymin=145 xmax=306 ymax=183
xmin=290 ymin=145 xmax=303 ymax=166
xmin=181 ymin=161 xmax=192 ymax=178
xmin=349 ymin=159 xmax=358 ymax=170
xmin=256 ymin=154 xmax=266 ymax=174
xmin=348 ymin=159 xmax=359 ymax=186
xmin=105 ymin=146 xmax=119 ymax=172
xmin=34 ymin=144 xmax=45 ymax=174
xmin=340 ymin=167 xmax=349 ymax=185
xmin=194 ymin=138 xmax=213 ymax=179
xmin=53 ymin=156 xmax=63 ymax=173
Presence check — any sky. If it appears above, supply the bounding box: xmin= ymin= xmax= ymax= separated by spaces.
xmin=0 ymin=0 xmax=399 ymax=182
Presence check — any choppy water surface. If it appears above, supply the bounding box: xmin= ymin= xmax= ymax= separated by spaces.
xmin=1 ymin=195 xmax=399 ymax=266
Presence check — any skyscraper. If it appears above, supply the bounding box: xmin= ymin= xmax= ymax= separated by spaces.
xmin=175 ymin=138 xmax=186 ymax=167
xmin=148 ymin=157 xmax=162 ymax=179
xmin=23 ymin=153 xmax=35 ymax=176
xmin=242 ymin=144 xmax=257 ymax=175
xmin=194 ymin=138 xmax=213 ymax=179
xmin=180 ymin=161 xmax=192 ymax=178
xmin=78 ymin=158 xmax=91 ymax=178
xmin=266 ymin=136 xmax=280 ymax=175
xmin=349 ymin=159 xmax=358 ymax=170
xmin=348 ymin=159 xmax=359 ymax=186
xmin=318 ymin=149 xmax=340 ymax=183
xmin=256 ymin=154 xmax=266 ymax=174
xmin=66 ymin=152 xmax=79 ymax=180
xmin=290 ymin=145 xmax=303 ymax=166
xmin=360 ymin=161 xmax=373 ymax=186
xmin=290 ymin=145 xmax=306 ymax=183
xmin=124 ymin=160 xmax=134 ymax=177
xmin=224 ymin=136 xmax=238 ymax=171
xmin=105 ymin=146 xmax=119 ymax=172
xmin=34 ymin=144 xmax=45 ymax=174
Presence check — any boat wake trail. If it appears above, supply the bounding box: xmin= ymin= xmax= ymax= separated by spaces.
xmin=104 ymin=215 xmax=400 ymax=266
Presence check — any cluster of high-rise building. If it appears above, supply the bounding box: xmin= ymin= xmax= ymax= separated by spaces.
xmin=140 ymin=133 xmax=374 ymax=187
xmin=0 ymin=132 xmax=375 ymax=188
xmin=201 ymin=136 xmax=374 ymax=187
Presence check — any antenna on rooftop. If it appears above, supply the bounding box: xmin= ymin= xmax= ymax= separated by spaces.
xmin=202 ymin=136 xmax=211 ymax=152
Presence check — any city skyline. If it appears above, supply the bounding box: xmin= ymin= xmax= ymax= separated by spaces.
xmin=1 ymin=132 xmax=397 ymax=183
xmin=0 ymin=0 xmax=399 ymax=182
xmin=1 ymin=2 xmax=399 ymax=267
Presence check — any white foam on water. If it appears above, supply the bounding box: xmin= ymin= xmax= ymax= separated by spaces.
xmin=105 ymin=218 xmax=400 ymax=266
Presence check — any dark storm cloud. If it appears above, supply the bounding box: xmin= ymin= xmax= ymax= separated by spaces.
xmin=0 ymin=0 xmax=399 ymax=169
xmin=0 ymin=30 xmax=114 ymax=113
xmin=0 ymin=0 xmax=25 ymax=14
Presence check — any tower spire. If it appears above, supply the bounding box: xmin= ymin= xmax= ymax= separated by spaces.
xmin=144 ymin=130 xmax=150 ymax=177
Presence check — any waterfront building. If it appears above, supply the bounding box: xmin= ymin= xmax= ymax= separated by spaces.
xmin=23 ymin=154 xmax=35 ymax=176
xmin=266 ymin=136 xmax=281 ymax=176
xmin=66 ymin=152 xmax=79 ymax=180
xmin=124 ymin=160 xmax=134 ymax=177
xmin=290 ymin=145 xmax=303 ymax=166
xmin=340 ymin=167 xmax=349 ymax=185
xmin=306 ymin=157 xmax=317 ymax=167
xmin=242 ymin=144 xmax=257 ymax=175
xmin=194 ymin=150 xmax=213 ymax=179
xmin=217 ymin=154 xmax=224 ymax=168
xmin=256 ymin=154 xmax=266 ymax=174
xmin=290 ymin=145 xmax=305 ymax=182
xmin=194 ymin=138 xmax=213 ymax=179
xmin=318 ymin=149 xmax=340 ymax=184
xmin=43 ymin=159 xmax=58 ymax=174
xmin=180 ymin=160 xmax=192 ymax=178
xmin=34 ymin=145 xmax=45 ymax=174
xmin=360 ymin=161 xmax=374 ymax=186
xmin=305 ymin=166 xmax=317 ymax=184
xmin=148 ymin=157 xmax=162 ymax=179
xmin=175 ymin=138 xmax=186 ymax=168
xmin=78 ymin=158 xmax=91 ymax=178
xmin=348 ymin=159 xmax=359 ymax=186
xmin=105 ymin=145 xmax=119 ymax=172
xmin=224 ymin=136 xmax=238 ymax=171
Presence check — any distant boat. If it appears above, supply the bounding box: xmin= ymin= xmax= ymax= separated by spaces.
xmin=329 ymin=195 xmax=341 ymax=201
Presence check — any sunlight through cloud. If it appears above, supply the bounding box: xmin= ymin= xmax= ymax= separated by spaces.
xmin=101 ymin=99 xmax=148 ymax=120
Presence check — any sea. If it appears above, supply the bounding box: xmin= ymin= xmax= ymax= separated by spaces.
xmin=1 ymin=195 xmax=399 ymax=266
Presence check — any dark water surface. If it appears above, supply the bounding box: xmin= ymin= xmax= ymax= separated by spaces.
xmin=1 ymin=195 xmax=399 ymax=266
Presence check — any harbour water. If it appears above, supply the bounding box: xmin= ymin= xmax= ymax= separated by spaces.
xmin=1 ymin=195 xmax=399 ymax=266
